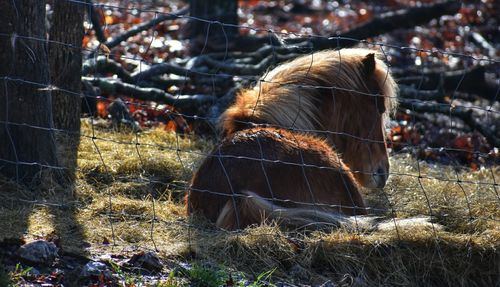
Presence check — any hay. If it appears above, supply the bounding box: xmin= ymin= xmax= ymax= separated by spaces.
xmin=0 ymin=120 xmax=498 ymax=286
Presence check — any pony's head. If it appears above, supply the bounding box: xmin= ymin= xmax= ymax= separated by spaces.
xmin=221 ymin=49 xmax=398 ymax=188
xmin=316 ymin=50 xmax=398 ymax=188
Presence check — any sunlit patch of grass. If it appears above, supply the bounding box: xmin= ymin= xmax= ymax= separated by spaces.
xmin=382 ymin=154 xmax=500 ymax=234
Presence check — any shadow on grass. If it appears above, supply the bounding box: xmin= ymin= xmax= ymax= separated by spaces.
xmin=0 ymin=134 xmax=88 ymax=257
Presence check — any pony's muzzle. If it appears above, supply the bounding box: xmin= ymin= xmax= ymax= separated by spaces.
xmin=374 ymin=167 xmax=388 ymax=188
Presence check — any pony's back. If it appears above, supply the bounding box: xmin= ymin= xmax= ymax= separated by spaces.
xmin=186 ymin=127 xmax=366 ymax=230
xmin=220 ymin=48 xmax=398 ymax=137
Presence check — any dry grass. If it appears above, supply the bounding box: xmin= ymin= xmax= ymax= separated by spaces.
xmin=0 ymin=120 xmax=498 ymax=286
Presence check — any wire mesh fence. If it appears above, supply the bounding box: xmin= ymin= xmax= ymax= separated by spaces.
xmin=0 ymin=0 xmax=499 ymax=285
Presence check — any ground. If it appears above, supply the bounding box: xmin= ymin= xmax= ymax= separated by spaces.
xmin=1 ymin=0 xmax=498 ymax=286
xmin=0 ymin=120 xmax=498 ymax=286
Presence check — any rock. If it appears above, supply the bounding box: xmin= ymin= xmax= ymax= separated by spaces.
xmin=27 ymin=267 xmax=41 ymax=276
xmin=17 ymin=240 xmax=58 ymax=265
xmin=128 ymin=251 xmax=163 ymax=272
xmin=80 ymin=261 xmax=112 ymax=280
xmin=288 ymin=264 xmax=310 ymax=281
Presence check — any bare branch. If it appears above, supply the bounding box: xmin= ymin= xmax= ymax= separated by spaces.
xmin=198 ymin=53 xmax=298 ymax=76
xmin=285 ymin=1 xmax=461 ymax=50
xmin=82 ymin=56 xmax=134 ymax=83
xmin=399 ymin=99 xmax=499 ymax=147
xmin=104 ymin=6 xmax=189 ymax=50
xmin=84 ymin=77 xmax=215 ymax=110
xmin=84 ymin=0 xmax=106 ymax=43
xmin=395 ymin=65 xmax=499 ymax=102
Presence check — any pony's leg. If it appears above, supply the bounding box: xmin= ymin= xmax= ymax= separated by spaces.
xmin=215 ymin=200 xmax=238 ymax=230
xmin=215 ymin=195 xmax=269 ymax=230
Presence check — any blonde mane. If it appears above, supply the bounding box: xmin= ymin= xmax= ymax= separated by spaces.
xmin=220 ymin=48 xmax=398 ymax=134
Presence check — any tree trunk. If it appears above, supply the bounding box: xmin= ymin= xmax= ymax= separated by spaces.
xmin=49 ymin=0 xmax=85 ymax=181
xmin=188 ymin=0 xmax=239 ymax=53
xmin=0 ymin=0 xmax=59 ymax=185
xmin=49 ymin=0 xmax=84 ymax=132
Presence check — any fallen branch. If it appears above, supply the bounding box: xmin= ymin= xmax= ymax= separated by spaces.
xmin=198 ymin=43 xmax=311 ymax=63
xmin=82 ymin=56 xmax=134 ymax=83
xmin=82 ymin=57 xmax=192 ymax=90
xmin=285 ymin=1 xmax=461 ymax=50
xmin=190 ymin=2 xmax=460 ymax=71
xmin=104 ymin=6 xmax=189 ymax=50
xmin=398 ymin=84 xmax=485 ymax=103
xmin=395 ymin=65 xmax=499 ymax=102
xmin=83 ymin=57 xmax=235 ymax=88
xmin=83 ymin=77 xmax=215 ymax=110
xmin=207 ymin=84 xmax=241 ymax=125
xmin=469 ymin=32 xmax=496 ymax=58
xmin=399 ymin=99 xmax=499 ymax=147
xmin=198 ymin=53 xmax=298 ymax=76
xmin=130 ymin=62 xmax=237 ymax=85
xmin=399 ymin=85 xmax=445 ymax=101
xmin=135 ymin=78 xmax=189 ymax=90
xmin=131 ymin=63 xmax=197 ymax=81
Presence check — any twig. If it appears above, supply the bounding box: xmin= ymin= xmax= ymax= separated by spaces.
xmin=104 ymin=6 xmax=189 ymax=49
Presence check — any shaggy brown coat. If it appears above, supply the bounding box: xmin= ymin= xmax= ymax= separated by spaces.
xmin=187 ymin=127 xmax=366 ymax=230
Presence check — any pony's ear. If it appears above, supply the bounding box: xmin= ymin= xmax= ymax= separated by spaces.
xmin=361 ymin=53 xmax=376 ymax=76
xmin=362 ymin=53 xmax=385 ymax=114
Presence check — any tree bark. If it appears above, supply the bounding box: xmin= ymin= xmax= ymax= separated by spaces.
xmin=49 ymin=0 xmax=85 ymax=182
xmin=187 ymin=0 xmax=239 ymax=53
xmin=50 ymin=0 xmax=85 ymax=132
xmin=0 ymin=0 xmax=59 ymax=185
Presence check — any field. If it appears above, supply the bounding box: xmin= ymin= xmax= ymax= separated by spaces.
xmin=1 ymin=0 xmax=499 ymax=285
xmin=1 ymin=121 xmax=498 ymax=286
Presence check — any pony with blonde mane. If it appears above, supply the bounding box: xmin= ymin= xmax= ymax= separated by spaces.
xmin=221 ymin=48 xmax=397 ymax=188
xmin=186 ymin=49 xmax=399 ymax=230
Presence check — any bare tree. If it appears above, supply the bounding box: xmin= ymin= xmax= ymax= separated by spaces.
xmin=0 ymin=0 xmax=59 ymax=185
xmin=48 ymin=0 xmax=85 ymax=181
xmin=49 ymin=0 xmax=85 ymax=132
xmin=187 ymin=0 xmax=238 ymax=53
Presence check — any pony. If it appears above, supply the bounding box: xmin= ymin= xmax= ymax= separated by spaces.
xmin=220 ymin=49 xmax=398 ymax=188
xmin=186 ymin=49 xmax=399 ymax=230
xmin=187 ymin=127 xmax=367 ymax=230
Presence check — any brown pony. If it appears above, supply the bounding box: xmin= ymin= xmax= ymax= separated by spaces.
xmin=186 ymin=49 xmax=398 ymax=230
xmin=187 ymin=127 xmax=367 ymax=230
xmin=221 ymin=49 xmax=398 ymax=188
